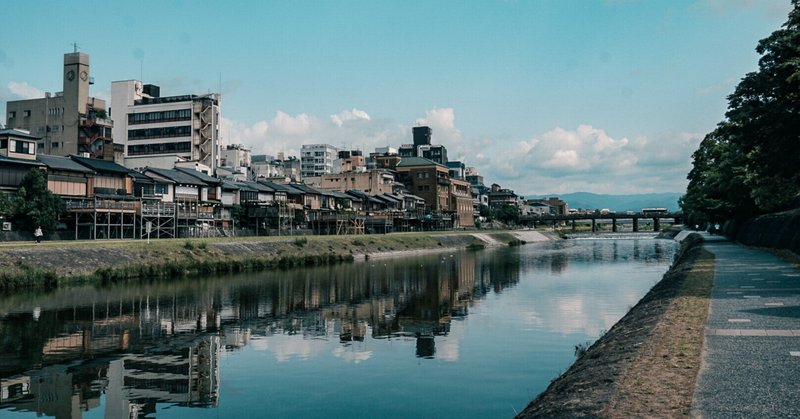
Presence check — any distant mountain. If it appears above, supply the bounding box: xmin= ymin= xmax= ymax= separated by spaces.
xmin=529 ymin=192 xmax=683 ymax=212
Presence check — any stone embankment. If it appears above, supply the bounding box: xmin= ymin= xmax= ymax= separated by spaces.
xmin=729 ymin=207 xmax=800 ymax=254
xmin=0 ymin=230 xmax=553 ymax=289
xmin=516 ymin=231 xmax=709 ymax=418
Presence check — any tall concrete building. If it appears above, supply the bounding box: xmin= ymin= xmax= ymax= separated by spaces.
xmin=398 ymin=126 xmax=448 ymax=165
xmin=5 ymin=52 xmax=113 ymax=159
xmin=300 ymin=143 xmax=338 ymax=179
xmin=111 ymin=80 xmax=220 ymax=172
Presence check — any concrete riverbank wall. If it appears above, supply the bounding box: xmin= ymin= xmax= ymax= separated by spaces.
xmin=0 ymin=230 xmax=554 ymax=289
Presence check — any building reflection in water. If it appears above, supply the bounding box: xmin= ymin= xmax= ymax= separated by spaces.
xmin=0 ymin=238 xmax=672 ymax=417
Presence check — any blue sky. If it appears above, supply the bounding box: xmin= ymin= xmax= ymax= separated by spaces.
xmin=0 ymin=0 xmax=792 ymax=195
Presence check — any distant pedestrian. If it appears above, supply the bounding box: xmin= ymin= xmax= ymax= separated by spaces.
xmin=34 ymin=226 xmax=43 ymax=243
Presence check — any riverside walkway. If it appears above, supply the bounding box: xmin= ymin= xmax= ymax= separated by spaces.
xmin=692 ymin=234 xmax=800 ymax=418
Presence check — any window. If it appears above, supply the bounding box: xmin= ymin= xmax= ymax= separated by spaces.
xmin=8 ymin=111 xmax=15 ymax=119
xmin=128 ymin=125 xmax=192 ymax=140
xmin=23 ymin=110 xmax=31 ymax=117
xmin=52 ymin=142 xmax=59 ymax=149
xmin=128 ymin=109 xmax=192 ymax=125
xmin=155 ymin=184 xmax=168 ymax=195
xmin=13 ymin=140 xmax=33 ymax=154
xmin=128 ymin=141 xmax=191 ymax=156
xmin=0 ymin=139 xmax=6 ymax=149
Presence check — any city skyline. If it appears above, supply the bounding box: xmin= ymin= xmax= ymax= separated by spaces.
xmin=0 ymin=0 xmax=792 ymax=195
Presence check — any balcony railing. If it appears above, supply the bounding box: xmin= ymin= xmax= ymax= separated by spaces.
xmin=65 ymin=199 xmax=136 ymax=211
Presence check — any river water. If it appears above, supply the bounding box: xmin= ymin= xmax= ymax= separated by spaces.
xmin=0 ymin=237 xmax=676 ymax=418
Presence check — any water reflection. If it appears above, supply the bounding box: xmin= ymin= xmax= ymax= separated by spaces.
xmin=0 ymin=238 xmax=675 ymax=418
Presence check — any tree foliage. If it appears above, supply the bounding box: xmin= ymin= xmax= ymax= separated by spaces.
xmin=683 ymin=2 xmax=800 ymax=222
xmin=6 ymin=169 xmax=65 ymax=234
xmin=494 ymin=204 xmax=521 ymax=225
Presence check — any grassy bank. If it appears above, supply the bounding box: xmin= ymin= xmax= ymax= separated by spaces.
xmin=0 ymin=230 xmax=551 ymax=290
xmin=517 ymin=233 xmax=713 ymax=418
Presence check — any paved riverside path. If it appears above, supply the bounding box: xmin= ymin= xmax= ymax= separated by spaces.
xmin=692 ymin=234 xmax=800 ymax=418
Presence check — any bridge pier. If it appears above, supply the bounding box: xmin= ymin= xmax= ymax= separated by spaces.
xmin=571 ymin=219 xmax=576 ymax=230
xmin=633 ymin=217 xmax=639 ymax=232
xmin=591 ymin=218 xmax=597 ymax=232
xmin=653 ymin=217 xmax=660 ymax=232
xmin=612 ymin=218 xmax=618 ymax=232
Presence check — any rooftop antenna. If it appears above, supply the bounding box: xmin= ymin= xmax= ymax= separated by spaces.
xmin=71 ymin=42 xmax=79 ymax=53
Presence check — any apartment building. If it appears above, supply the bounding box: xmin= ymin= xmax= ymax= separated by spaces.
xmin=111 ymin=80 xmax=220 ymax=171
xmin=300 ymin=144 xmax=338 ymax=179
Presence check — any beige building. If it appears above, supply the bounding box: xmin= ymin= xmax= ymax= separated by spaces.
xmin=450 ymin=177 xmax=474 ymax=227
xmin=319 ymin=169 xmax=396 ymax=195
xmin=6 ymin=52 xmax=113 ymax=159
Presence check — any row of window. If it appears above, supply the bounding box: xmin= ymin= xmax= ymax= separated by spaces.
xmin=7 ymin=111 xmax=31 ymax=118
xmin=128 ymin=141 xmax=191 ymax=156
xmin=128 ymin=109 xmax=192 ymax=125
xmin=37 ymin=142 xmax=62 ymax=149
xmin=0 ymin=140 xmax=36 ymax=155
xmin=128 ymin=125 xmax=192 ymax=140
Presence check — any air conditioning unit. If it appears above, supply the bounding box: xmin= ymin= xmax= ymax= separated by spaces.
xmin=2 ymin=222 xmax=11 ymax=231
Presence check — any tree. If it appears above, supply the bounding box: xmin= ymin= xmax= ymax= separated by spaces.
xmin=0 ymin=192 xmax=12 ymax=220
xmin=494 ymin=204 xmax=521 ymax=225
xmin=10 ymin=169 xmax=65 ymax=234
xmin=684 ymin=1 xmax=800 ymax=220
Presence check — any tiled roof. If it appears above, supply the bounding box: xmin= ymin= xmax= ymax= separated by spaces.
xmin=37 ymin=154 xmax=93 ymax=173
xmin=221 ymin=180 xmax=241 ymax=190
xmin=70 ymin=155 xmax=130 ymax=175
xmin=0 ymin=154 xmax=44 ymax=167
xmin=395 ymin=156 xmax=444 ymax=168
xmin=144 ymin=167 xmax=206 ymax=186
xmin=128 ymin=170 xmax=156 ymax=184
xmin=0 ymin=128 xmax=40 ymax=140
xmin=262 ymin=181 xmax=304 ymax=195
xmin=242 ymin=180 xmax=275 ymax=193
xmin=175 ymin=167 xmax=222 ymax=185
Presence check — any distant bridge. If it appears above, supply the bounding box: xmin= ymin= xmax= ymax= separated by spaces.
xmin=518 ymin=212 xmax=683 ymax=232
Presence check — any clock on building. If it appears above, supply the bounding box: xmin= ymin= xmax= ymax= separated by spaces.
xmin=66 ymin=70 xmax=75 ymax=81
xmin=80 ymin=70 xmax=88 ymax=81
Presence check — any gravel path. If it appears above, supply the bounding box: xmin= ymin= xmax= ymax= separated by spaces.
xmin=692 ymin=234 xmax=800 ymax=418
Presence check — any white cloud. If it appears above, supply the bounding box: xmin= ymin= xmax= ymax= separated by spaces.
xmin=542 ymin=149 xmax=580 ymax=169
xmin=330 ymin=108 xmax=370 ymax=127
xmin=472 ymin=125 xmax=701 ymax=195
xmin=220 ymin=106 xmax=698 ymax=195
xmin=7 ymin=81 xmax=44 ymax=99
xmin=415 ymin=107 xmax=464 ymax=155
xmin=271 ymin=111 xmax=314 ymax=136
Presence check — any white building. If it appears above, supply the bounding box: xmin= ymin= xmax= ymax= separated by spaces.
xmin=300 ymin=143 xmax=338 ymax=179
xmin=220 ymin=144 xmax=251 ymax=178
xmin=110 ymin=80 xmax=220 ymax=172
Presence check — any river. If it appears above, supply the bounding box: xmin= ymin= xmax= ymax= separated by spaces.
xmin=0 ymin=237 xmax=676 ymax=418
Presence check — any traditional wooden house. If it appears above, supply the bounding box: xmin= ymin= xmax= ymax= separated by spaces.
xmin=0 ymin=129 xmax=43 ymax=194
xmin=67 ymin=155 xmax=136 ymax=239
xmin=141 ymin=167 xmax=214 ymax=237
